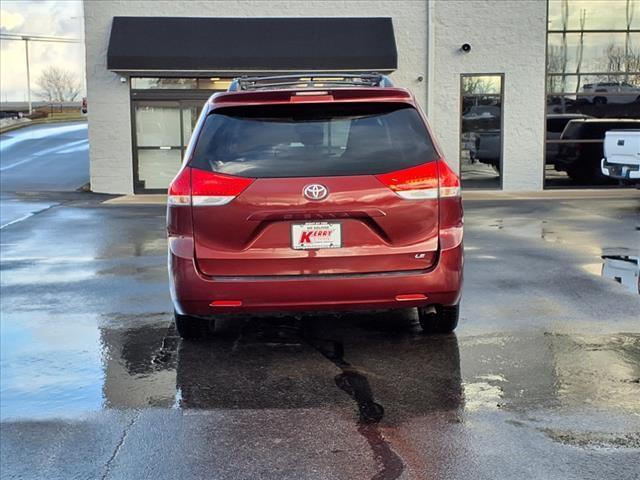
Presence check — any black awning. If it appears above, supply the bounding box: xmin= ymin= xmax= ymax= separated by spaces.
xmin=107 ymin=17 xmax=397 ymax=73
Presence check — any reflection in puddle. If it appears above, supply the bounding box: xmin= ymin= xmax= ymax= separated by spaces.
xmin=463 ymin=381 xmax=504 ymax=411
xmin=541 ymin=428 xmax=640 ymax=450
xmin=4 ymin=311 xmax=640 ymax=421
xmin=460 ymin=333 xmax=640 ymax=415
xmin=474 ymin=215 xmax=639 ymax=296
xmin=601 ymin=255 xmax=640 ymax=295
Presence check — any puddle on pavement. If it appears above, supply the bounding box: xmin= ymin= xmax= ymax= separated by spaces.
xmin=304 ymin=329 xmax=404 ymax=479
xmin=460 ymin=332 xmax=640 ymax=414
xmin=600 ymin=255 xmax=640 ymax=295
xmin=581 ymin=254 xmax=640 ymax=295
xmin=541 ymin=428 xmax=640 ymax=450
xmin=472 ymin=215 xmax=640 ymax=296
xmin=1 ymin=313 xmax=640 ymax=422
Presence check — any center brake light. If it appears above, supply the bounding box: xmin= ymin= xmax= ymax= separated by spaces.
xmin=375 ymin=160 xmax=460 ymax=200
xmin=168 ymin=167 xmax=254 ymax=206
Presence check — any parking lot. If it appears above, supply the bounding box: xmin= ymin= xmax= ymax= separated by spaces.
xmin=1 ymin=123 xmax=639 ymax=480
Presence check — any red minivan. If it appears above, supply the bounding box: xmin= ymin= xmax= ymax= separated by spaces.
xmin=167 ymin=74 xmax=463 ymax=338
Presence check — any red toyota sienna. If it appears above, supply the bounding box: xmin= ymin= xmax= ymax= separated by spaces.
xmin=167 ymin=74 xmax=463 ymax=339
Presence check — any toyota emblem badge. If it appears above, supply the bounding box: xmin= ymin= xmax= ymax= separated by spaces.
xmin=303 ymin=184 xmax=329 ymax=201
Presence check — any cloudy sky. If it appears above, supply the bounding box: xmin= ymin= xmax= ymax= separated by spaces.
xmin=1 ymin=0 xmax=84 ymax=102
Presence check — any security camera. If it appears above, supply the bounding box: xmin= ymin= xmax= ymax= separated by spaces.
xmin=119 ymin=76 xmax=127 ymax=83
xmin=460 ymin=43 xmax=472 ymax=53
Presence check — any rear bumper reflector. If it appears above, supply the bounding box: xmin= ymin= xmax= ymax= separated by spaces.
xmin=395 ymin=294 xmax=428 ymax=301
xmin=210 ymin=300 xmax=243 ymax=307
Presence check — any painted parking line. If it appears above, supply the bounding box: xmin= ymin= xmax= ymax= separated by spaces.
xmin=0 ymin=212 xmax=35 ymax=230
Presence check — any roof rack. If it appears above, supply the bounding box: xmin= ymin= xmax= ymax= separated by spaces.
xmin=228 ymin=73 xmax=394 ymax=91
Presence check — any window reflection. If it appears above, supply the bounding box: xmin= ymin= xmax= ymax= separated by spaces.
xmin=131 ymin=77 xmax=232 ymax=90
xmin=546 ymin=0 xmax=640 ymax=188
xmin=547 ymin=32 xmax=640 ymax=75
xmin=131 ymin=78 xmax=198 ymax=89
xmin=548 ymin=0 xmax=640 ymax=31
xmin=460 ymin=75 xmax=503 ymax=189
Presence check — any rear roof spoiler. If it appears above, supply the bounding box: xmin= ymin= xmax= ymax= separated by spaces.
xmin=210 ymin=87 xmax=412 ymax=106
xmin=228 ymin=73 xmax=394 ymax=92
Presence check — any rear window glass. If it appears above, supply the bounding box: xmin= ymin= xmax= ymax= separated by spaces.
xmin=547 ymin=117 xmax=574 ymax=134
xmin=189 ymin=103 xmax=438 ymax=177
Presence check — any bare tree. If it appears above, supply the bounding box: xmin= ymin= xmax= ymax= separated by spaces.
xmin=601 ymin=43 xmax=640 ymax=83
xmin=35 ymin=66 xmax=81 ymax=102
xmin=462 ymin=77 xmax=498 ymax=95
xmin=547 ymin=45 xmax=568 ymax=94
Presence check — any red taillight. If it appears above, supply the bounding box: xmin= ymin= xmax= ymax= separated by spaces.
xmin=167 ymin=167 xmax=254 ymax=206
xmin=191 ymin=168 xmax=254 ymax=205
xmin=437 ymin=160 xmax=461 ymax=198
xmin=168 ymin=167 xmax=191 ymax=205
xmin=375 ymin=160 xmax=460 ymax=199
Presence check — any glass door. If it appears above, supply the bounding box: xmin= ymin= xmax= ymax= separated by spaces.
xmin=134 ymin=101 xmax=182 ymax=191
xmin=133 ymin=100 xmax=204 ymax=192
xmin=460 ymin=74 xmax=504 ymax=189
xmin=181 ymin=101 xmax=202 ymax=149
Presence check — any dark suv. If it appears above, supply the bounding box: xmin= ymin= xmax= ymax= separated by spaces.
xmin=167 ymin=74 xmax=463 ymax=339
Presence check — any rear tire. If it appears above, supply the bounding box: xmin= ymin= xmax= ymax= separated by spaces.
xmin=174 ymin=311 xmax=213 ymax=340
xmin=418 ymin=304 xmax=459 ymax=334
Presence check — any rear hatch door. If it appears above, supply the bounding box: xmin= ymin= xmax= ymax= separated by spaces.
xmin=189 ymin=101 xmax=441 ymax=277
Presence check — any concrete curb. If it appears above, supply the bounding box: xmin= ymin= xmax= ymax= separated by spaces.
xmin=0 ymin=117 xmax=87 ymax=134
xmin=103 ymin=194 xmax=166 ymax=205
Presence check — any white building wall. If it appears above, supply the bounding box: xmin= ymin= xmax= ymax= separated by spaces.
xmin=83 ymin=0 xmax=429 ymax=195
xmin=429 ymin=0 xmax=547 ymax=191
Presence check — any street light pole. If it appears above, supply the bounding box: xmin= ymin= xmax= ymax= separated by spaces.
xmin=24 ymin=38 xmax=31 ymax=115
xmin=0 ymin=33 xmax=81 ymax=115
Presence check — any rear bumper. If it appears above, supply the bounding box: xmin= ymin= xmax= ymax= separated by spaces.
xmin=169 ymin=237 xmax=463 ymax=316
xmin=601 ymin=159 xmax=640 ymax=180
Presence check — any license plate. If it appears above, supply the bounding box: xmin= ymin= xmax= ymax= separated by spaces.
xmin=291 ymin=222 xmax=342 ymax=250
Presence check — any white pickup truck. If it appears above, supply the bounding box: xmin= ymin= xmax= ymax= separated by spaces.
xmin=601 ymin=130 xmax=640 ymax=183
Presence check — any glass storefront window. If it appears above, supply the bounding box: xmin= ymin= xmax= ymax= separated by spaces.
xmin=460 ymin=74 xmax=503 ymax=189
xmin=131 ymin=77 xmax=233 ymax=90
xmin=546 ymin=0 xmax=640 ymax=188
xmin=129 ymin=77 xmax=233 ymax=190
xmin=548 ymin=0 xmax=640 ymax=31
xmin=182 ymin=106 xmax=197 ymax=147
xmin=547 ymin=72 xmax=640 ymax=94
xmin=547 ymin=32 xmax=640 ymax=75
xmin=131 ymin=78 xmax=198 ymax=89
xmin=197 ymin=78 xmax=233 ymax=90
xmin=137 ymin=149 xmax=183 ymax=190
xmin=135 ymin=102 xmax=181 ymax=147
xmin=133 ymin=100 xmax=205 ymax=191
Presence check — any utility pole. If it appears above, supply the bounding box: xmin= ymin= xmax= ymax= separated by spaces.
xmin=24 ymin=38 xmax=31 ymax=114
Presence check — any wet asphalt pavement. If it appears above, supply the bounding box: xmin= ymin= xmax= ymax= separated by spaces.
xmin=0 ymin=121 xmax=88 ymax=229
xmin=1 ymin=124 xmax=640 ymax=480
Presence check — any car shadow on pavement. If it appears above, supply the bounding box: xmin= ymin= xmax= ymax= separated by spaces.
xmin=171 ymin=312 xmax=462 ymax=417
xmin=166 ymin=311 xmax=462 ymax=480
